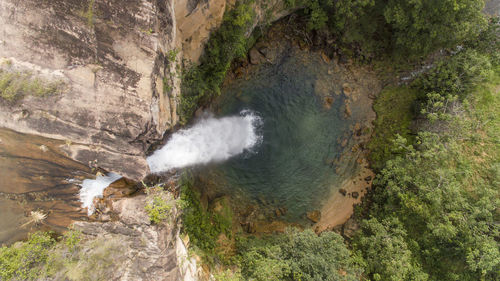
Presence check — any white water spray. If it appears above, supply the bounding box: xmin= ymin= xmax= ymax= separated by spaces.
xmin=147 ymin=110 xmax=262 ymax=173
xmin=78 ymin=173 xmax=122 ymax=215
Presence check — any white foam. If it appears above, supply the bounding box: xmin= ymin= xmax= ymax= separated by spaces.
xmin=147 ymin=110 xmax=262 ymax=173
xmin=78 ymin=173 xmax=122 ymax=215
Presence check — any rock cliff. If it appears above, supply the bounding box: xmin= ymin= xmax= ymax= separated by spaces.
xmin=0 ymin=0 xmax=180 ymax=180
xmin=0 ymin=0 xmax=291 ymax=180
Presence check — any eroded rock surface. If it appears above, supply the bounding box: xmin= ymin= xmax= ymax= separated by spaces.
xmin=0 ymin=0 xmax=179 ymax=180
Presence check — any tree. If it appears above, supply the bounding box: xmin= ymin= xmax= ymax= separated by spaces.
xmin=355 ymin=217 xmax=428 ymax=281
xmin=239 ymin=229 xmax=363 ymax=281
xmin=384 ymin=0 xmax=487 ymax=58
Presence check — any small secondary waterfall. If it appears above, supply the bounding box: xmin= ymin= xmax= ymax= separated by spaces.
xmin=147 ymin=110 xmax=262 ymax=173
xmin=79 ymin=173 xmax=122 ymax=215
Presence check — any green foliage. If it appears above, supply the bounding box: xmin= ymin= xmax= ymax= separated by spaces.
xmin=180 ymin=1 xmax=255 ymax=123
xmin=368 ymin=86 xmax=417 ymax=171
xmin=383 ymin=0 xmax=486 ymax=59
xmin=180 ymin=178 xmax=232 ymax=258
xmin=63 ymin=229 xmax=82 ymax=252
xmin=145 ymin=196 xmax=172 ymax=224
xmin=354 ymin=217 xmax=428 ymax=281
xmin=0 ymin=232 xmax=56 ymax=280
xmin=415 ymin=49 xmax=493 ymax=101
xmin=166 ymin=49 xmax=178 ymax=63
xmin=144 ymin=184 xmax=173 ymax=224
xmin=213 ymin=269 xmax=243 ymax=281
xmin=0 ymin=69 xmax=63 ymax=102
xmin=238 ymin=229 xmax=363 ymax=281
xmin=359 ymin=26 xmax=500 ymax=279
xmin=293 ymin=0 xmax=487 ymax=60
xmin=360 ymin=72 xmax=500 ymax=280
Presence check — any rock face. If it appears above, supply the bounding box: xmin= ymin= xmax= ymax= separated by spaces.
xmin=72 ymin=194 xmax=199 ymax=281
xmin=0 ymin=0 xmax=293 ymax=180
xmin=0 ymin=0 xmax=179 ymax=180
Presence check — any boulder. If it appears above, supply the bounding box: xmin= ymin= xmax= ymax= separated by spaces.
xmin=306 ymin=210 xmax=321 ymax=223
xmin=249 ymin=47 xmax=265 ymax=64
xmin=339 ymin=188 xmax=347 ymax=196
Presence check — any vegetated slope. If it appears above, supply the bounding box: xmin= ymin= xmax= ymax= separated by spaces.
xmin=356 ymin=18 xmax=500 ymax=280
xmin=176 ymin=1 xmax=499 ymax=281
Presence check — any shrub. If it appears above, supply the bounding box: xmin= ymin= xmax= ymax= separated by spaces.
xmin=144 ymin=184 xmax=173 ymax=224
xmin=0 ymin=232 xmax=56 ymax=280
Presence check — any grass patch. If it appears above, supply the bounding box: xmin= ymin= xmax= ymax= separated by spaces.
xmin=0 ymin=69 xmax=64 ymax=102
xmin=367 ymin=86 xmax=418 ymax=171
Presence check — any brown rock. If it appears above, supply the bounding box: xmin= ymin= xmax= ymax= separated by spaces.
xmin=323 ymin=96 xmax=334 ymax=109
xmin=341 ymin=138 xmax=348 ymax=147
xmin=342 ymin=83 xmax=352 ymax=97
xmin=364 ymin=176 xmax=372 ymax=182
xmin=339 ymin=188 xmax=347 ymax=196
xmin=344 ymin=103 xmax=352 ymax=118
xmin=249 ymin=48 xmax=265 ymax=64
xmin=306 ymin=210 xmax=321 ymax=223
xmin=321 ymin=52 xmax=330 ymax=63
xmin=103 ymin=178 xmax=137 ymax=198
xmin=351 ymin=192 xmax=359 ymax=199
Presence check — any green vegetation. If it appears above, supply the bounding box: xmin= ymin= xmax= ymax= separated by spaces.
xmin=0 ymin=69 xmax=64 ymax=102
xmin=0 ymin=229 xmax=129 ymax=281
xmin=368 ymin=86 xmax=417 ymax=171
xmin=0 ymin=232 xmax=56 ymax=280
xmin=179 ymin=178 xmax=233 ymax=262
xmin=180 ymin=1 xmax=255 ymax=122
xmin=288 ymin=0 xmax=487 ymax=60
xmin=85 ymin=0 xmax=95 ymax=27
xmin=355 ymin=18 xmax=500 ymax=280
xmin=237 ymin=229 xmax=363 ymax=281
xmin=176 ymin=4 xmax=499 ymax=281
xmin=144 ymin=183 xmax=174 ymax=224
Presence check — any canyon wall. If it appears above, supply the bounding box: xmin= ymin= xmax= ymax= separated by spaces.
xmin=0 ymin=0 xmax=291 ymax=180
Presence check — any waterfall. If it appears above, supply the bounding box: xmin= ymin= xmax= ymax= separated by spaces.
xmin=79 ymin=173 xmax=122 ymax=215
xmin=147 ymin=110 xmax=262 ymax=173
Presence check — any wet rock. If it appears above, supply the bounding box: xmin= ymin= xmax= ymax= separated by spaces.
xmin=323 ymin=96 xmax=334 ymax=109
xmin=344 ymin=103 xmax=352 ymax=118
xmin=306 ymin=210 xmax=321 ymax=223
xmin=341 ymin=138 xmax=348 ymax=147
xmin=103 ymin=178 xmax=138 ymax=198
xmin=339 ymin=188 xmax=347 ymax=196
xmin=351 ymin=192 xmax=359 ymax=199
xmin=249 ymin=47 xmax=265 ymax=64
xmin=342 ymin=83 xmax=352 ymax=97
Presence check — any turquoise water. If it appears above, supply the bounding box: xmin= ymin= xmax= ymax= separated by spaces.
xmin=198 ymin=52 xmax=354 ymax=221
